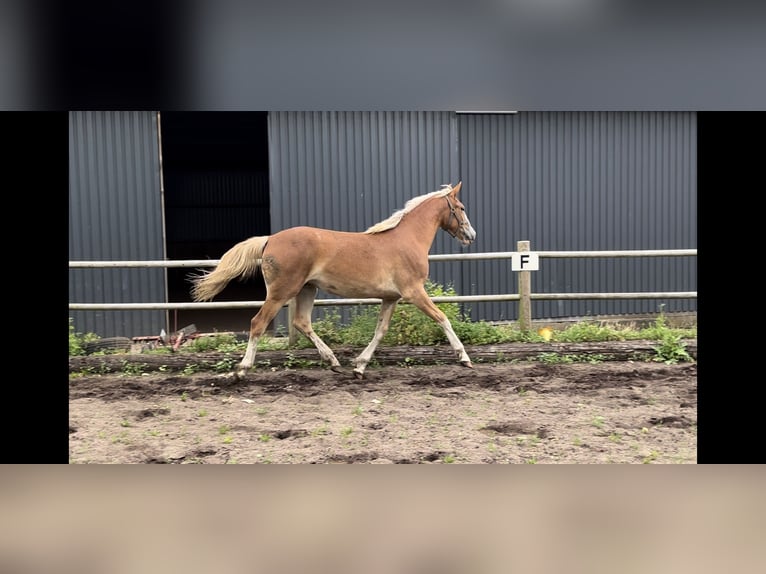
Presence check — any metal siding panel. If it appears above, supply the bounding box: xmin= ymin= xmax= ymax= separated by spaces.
xmin=69 ymin=111 xmax=166 ymax=338
xmin=458 ymin=112 xmax=696 ymax=322
xmin=268 ymin=111 xmax=459 ymax=327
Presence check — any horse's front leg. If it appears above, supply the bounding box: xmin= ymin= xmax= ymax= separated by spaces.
xmin=406 ymin=289 xmax=473 ymax=368
xmin=353 ymin=299 xmax=399 ymax=379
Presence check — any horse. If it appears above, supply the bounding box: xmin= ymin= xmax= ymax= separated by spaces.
xmin=190 ymin=181 xmax=477 ymax=379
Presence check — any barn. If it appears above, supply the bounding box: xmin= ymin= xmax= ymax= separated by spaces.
xmin=68 ymin=111 xmax=697 ymax=339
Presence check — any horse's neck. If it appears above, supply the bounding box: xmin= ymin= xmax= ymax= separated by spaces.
xmin=392 ymin=200 xmax=443 ymax=251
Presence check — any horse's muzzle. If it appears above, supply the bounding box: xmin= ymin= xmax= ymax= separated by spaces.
xmin=458 ymin=225 xmax=477 ymax=246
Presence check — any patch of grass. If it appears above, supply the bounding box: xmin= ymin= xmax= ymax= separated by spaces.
xmin=68 ymin=318 xmax=100 ymax=356
xmin=557 ymin=321 xmax=622 ymax=343
xmin=74 ymin=364 xmax=112 ymax=376
xmin=283 ymin=353 xmax=320 ymax=369
xmin=652 ymin=332 xmax=693 ymax=364
xmin=536 ymin=352 xmax=573 ymax=364
xmin=311 ymin=426 xmax=330 ymax=436
xmin=340 ymin=427 xmax=353 ymax=437
xmin=121 ymin=361 xmax=147 ymax=375
xmin=642 ymin=450 xmax=659 ymax=464
xmin=190 ymin=333 xmax=239 ymax=353
xmin=218 ymin=425 xmax=231 ymax=435
xmin=197 ymin=409 xmax=208 ymax=417
xmin=442 ymin=454 xmax=456 ymax=463
xmin=111 ymin=431 xmax=130 ymax=444
xmin=591 ymin=416 xmax=605 ymax=429
xmin=212 ymin=357 xmax=237 ymax=372
xmin=182 ymin=364 xmax=200 ymax=375
xmin=258 ymin=433 xmax=272 ymax=442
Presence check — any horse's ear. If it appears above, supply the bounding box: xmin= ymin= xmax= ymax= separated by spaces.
xmin=452 ymin=181 xmax=462 ymax=195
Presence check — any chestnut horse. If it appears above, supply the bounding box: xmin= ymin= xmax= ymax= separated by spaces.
xmin=190 ymin=182 xmax=477 ymax=379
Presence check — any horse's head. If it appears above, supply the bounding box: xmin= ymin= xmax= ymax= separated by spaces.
xmin=442 ymin=181 xmax=477 ymax=246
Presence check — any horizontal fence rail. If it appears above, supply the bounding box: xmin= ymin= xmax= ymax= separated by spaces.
xmin=69 ymin=249 xmax=697 ymax=313
xmin=68 ymin=249 xmax=698 ymax=269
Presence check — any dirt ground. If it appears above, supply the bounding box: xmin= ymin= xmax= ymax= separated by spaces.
xmin=69 ymin=351 xmax=697 ymax=464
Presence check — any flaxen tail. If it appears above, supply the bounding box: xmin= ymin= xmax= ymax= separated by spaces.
xmin=190 ymin=236 xmax=270 ymax=301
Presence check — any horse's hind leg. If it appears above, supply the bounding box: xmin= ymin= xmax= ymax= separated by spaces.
xmin=353 ymin=299 xmax=398 ymax=378
xmin=405 ymin=288 xmax=473 ymax=368
xmin=292 ymin=285 xmax=342 ymax=372
xmin=236 ymin=298 xmax=287 ymax=379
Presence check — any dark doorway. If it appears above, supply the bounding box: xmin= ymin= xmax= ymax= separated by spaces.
xmin=160 ymin=111 xmax=270 ymax=334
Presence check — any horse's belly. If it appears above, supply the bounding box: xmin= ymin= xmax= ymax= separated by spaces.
xmin=310 ymin=272 xmax=400 ymax=299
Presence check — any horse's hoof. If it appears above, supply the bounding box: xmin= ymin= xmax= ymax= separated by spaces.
xmin=330 ymin=365 xmax=345 ymax=374
xmin=461 ymin=361 xmax=474 ymax=369
xmin=353 ymin=370 xmax=365 ymax=380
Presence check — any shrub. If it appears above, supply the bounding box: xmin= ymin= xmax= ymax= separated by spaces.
xmin=69 ymin=318 xmax=100 ymax=356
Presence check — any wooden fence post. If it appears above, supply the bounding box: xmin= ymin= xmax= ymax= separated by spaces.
xmin=517 ymin=240 xmax=532 ymax=332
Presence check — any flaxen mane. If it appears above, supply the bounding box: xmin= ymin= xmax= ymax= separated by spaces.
xmin=365 ymin=184 xmax=454 ymax=234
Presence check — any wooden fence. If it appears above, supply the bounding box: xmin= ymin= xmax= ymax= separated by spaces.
xmin=69 ymin=242 xmax=697 ymax=338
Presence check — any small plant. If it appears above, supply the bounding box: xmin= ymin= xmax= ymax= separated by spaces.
xmin=557 ymin=321 xmax=620 ymax=343
xmin=642 ymin=450 xmax=659 ymax=464
xmin=197 ymin=409 xmax=208 ymax=417
xmin=653 ymin=332 xmax=693 ymax=364
xmin=222 ymin=436 xmax=233 ymax=444
xmin=443 ymin=454 xmax=456 ymax=463
xmin=536 ymin=352 xmax=574 ymax=364
xmin=180 ymin=392 xmax=189 ymax=402
xmin=213 ymin=357 xmax=237 ymax=372
xmin=120 ymin=420 xmax=132 ymax=427
xmin=68 ymin=318 xmax=101 ymax=356
xmin=182 ymin=364 xmax=200 ymax=376
xmin=340 ymin=427 xmax=353 ymax=437
xmin=190 ymin=333 xmax=238 ymax=352
xmin=352 ymin=405 xmax=364 ymax=416
xmin=282 ymin=353 xmax=319 ymax=369
xmin=258 ymin=433 xmax=272 ymax=442
xmin=121 ymin=361 xmax=147 ymax=375
xmin=218 ymin=425 xmax=231 ymax=435
xmin=591 ymin=416 xmax=605 ymax=429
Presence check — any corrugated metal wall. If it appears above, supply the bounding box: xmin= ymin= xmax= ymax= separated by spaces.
xmin=458 ymin=111 xmax=697 ymax=321
xmin=69 ymin=111 xmax=167 ymax=338
xmin=268 ymin=111 xmax=463 ymax=326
